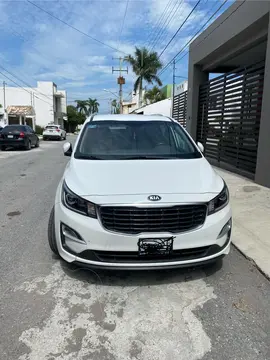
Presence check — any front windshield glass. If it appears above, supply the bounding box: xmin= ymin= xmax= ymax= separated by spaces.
xmin=74 ymin=120 xmax=201 ymax=160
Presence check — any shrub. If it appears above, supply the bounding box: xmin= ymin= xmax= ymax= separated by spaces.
xmin=35 ymin=125 xmax=44 ymax=135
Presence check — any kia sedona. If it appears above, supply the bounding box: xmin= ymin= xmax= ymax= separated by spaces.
xmin=0 ymin=125 xmax=39 ymax=151
xmin=48 ymin=114 xmax=232 ymax=270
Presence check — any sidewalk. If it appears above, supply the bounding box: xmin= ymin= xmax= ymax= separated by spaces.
xmin=216 ymin=167 xmax=270 ymax=278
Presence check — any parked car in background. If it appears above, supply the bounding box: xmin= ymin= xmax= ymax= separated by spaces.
xmin=0 ymin=124 xmax=39 ymax=151
xmin=43 ymin=125 xmax=66 ymax=141
xmin=48 ymin=114 xmax=232 ymax=270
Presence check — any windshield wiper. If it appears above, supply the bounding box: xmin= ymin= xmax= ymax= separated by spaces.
xmin=121 ymin=156 xmax=169 ymax=160
xmin=77 ymin=155 xmax=102 ymax=160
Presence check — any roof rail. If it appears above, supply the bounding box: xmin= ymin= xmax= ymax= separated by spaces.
xmin=149 ymin=113 xmax=165 ymax=116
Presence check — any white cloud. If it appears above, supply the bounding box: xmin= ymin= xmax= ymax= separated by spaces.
xmin=0 ymin=0 xmax=229 ymax=113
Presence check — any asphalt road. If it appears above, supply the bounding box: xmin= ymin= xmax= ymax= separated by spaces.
xmin=0 ymin=137 xmax=269 ymax=360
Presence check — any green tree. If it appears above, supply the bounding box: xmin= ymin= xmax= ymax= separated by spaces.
xmin=125 ymin=47 xmax=163 ymax=107
xmin=144 ymin=86 xmax=166 ymax=105
xmin=86 ymin=98 xmax=100 ymax=115
xmin=75 ymin=100 xmax=88 ymax=115
xmin=67 ymin=105 xmax=86 ymax=132
xmin=111 ymin=99 xmax=120 ymax=114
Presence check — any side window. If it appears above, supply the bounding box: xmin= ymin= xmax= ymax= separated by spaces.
xmin=171 ymin=124 xmax=194 ymax=153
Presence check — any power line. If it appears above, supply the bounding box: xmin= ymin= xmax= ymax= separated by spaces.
xmin=117 ymin=0 xmax=130 ymax=50
xmin=144 ymin=0 xmax=174 ymax=48
xmin=158 ymin=0 xmax=201 ymax=59
xmin=0 ymin=71 xmax=52 ymax=106
xmin=150 ymin=0 xmax=184 ymax=52
xmin=158 ymin=0 xmax=235 ymax=77
xmin=26 ymin=0 xmax=127 ymax=55
xmin=0 ymin=64 xmax=53 ymax=101
xmin=149 ymin=0 xmax=181 ymax=51
xmin=175 ymin=0 xmax=229 ymax=64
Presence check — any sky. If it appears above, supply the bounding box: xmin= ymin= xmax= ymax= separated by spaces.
xmin=0 ymin=0 xmax=234 ymax=113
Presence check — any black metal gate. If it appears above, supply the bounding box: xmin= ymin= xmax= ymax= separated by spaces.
xmin=197 ymin=61 xmax=265 ymax=178
xmin=172 ymin=90 xmax=188 ymax=127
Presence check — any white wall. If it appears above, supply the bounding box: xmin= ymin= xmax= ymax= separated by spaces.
xmin=174 ymin=80 xmax=188 ymax=96
xmin=134 ymin=98 xmax=171 ymax=116
xmin=0 ymin=81 xmax=67 ymax=128
xmin=35 ymin=82 xmax=54 ymax=127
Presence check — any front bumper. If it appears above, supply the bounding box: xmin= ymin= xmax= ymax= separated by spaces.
xmin=54 ymin=195 xmax=232 ymax=269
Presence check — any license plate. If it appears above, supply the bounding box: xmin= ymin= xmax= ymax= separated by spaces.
xmin=7 ymin=135 xmax=13 ymax=138
xmin=138 ymin=237 xmax=174 ymax=257
xmin=49 ymin=130 xmax=53 ymax=132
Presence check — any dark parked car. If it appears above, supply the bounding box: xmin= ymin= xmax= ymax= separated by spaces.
xmin=0 ymin=125 xmax=39 ymax=151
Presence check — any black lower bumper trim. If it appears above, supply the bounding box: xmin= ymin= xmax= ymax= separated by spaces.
xmin=72 ymin=254 xmax=225 ymax=270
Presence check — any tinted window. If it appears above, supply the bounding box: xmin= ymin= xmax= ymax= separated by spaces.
xmin=75 ymin=120 xmax=201 ymax=160
xmin=3 ymin=125 xmax=26 ymax=132
xmin=45 ymin=126 xmax=58 ymax=129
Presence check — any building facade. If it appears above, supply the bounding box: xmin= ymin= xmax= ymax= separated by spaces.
xmin=0 ymin=81 xmax=67 ymax=129
xmin=186 ymin=0 xmax=270 ymax=188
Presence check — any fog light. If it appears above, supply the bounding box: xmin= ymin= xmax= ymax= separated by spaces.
xmin=217 ymin=218 xmax=232 ymax=239
xmin=61 ymin=223 xmax=86 ymax=244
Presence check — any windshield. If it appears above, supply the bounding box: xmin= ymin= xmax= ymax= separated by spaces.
xmin=74 ymin=120 xmax=201 ymax=160
xmin=45 ymin=126 xmax=58 ymax=129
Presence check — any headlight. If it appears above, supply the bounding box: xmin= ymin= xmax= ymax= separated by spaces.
xmin=208 ymin=182 xmax=229 ymax=215
xmin=62 ymin=181 xmax=97 ymax=218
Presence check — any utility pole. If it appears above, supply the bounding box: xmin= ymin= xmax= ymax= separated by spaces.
xmin=172 ymin=60 xmax=176 ymax=117
xmin=3 ymin=81 xmax=6 ymax=124
xmin=172 ymin=60 xmax=176 ymax=100
xmin=112 ymin=57 xmax=128 ymax=114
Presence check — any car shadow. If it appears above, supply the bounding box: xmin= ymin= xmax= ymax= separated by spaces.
xmin=59 ymin=258 xmax=223 ymax=287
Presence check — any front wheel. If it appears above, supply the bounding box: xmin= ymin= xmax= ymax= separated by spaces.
xmin=48 ymin=207 xmax=59 ymax=255
xmin=35 ymin=139 xmax=40 ymax=148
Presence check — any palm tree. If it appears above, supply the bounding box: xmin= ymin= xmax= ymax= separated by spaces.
xmin=125 ymin=47 xmax=163 ymax=107
xmin=111 ymin=99 xmax=120 ymax=114
xmin=75 ymin=100 xmax=88 ymax=115
xmin=144 ymin=86 xmax=166 ymax=105
xmin=86 ymin=98 xmax=100 ymax=115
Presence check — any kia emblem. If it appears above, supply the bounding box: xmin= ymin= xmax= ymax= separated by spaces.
xmin=148 ymin=195 xmax=161 ymax=201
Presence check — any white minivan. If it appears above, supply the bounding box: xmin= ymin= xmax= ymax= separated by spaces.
xmin=48 ymin=114 xmax=232 ymax=270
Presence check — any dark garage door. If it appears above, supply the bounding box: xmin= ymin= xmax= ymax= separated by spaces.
xmin=197 ymin=61 xmax=265 ymax=179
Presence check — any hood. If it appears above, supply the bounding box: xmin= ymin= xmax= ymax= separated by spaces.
xmin=64 ymin=157 xmax=224 ymax=204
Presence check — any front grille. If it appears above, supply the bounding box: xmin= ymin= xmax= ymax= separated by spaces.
xmin=99 ymin=204 xmax=207 ymax=234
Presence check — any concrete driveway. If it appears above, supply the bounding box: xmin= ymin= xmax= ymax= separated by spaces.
xmin=0 ymin=137 xmax=269 ymax=360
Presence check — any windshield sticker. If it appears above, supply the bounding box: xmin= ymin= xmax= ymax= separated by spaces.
xmin=88 ymin=125 xmax=97 ymax=128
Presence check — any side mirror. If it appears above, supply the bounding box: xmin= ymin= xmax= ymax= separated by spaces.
xmin=197 ymin=142 xmax=204 ymax=153
xmin=63 ymin=142 xmax=72 ymax=157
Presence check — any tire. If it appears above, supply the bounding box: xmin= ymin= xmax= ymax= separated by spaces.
xmin=25 ymin=140 xmax=31 ymax=151
xmin=48 ymin=207 xmax=59 ymax=255
xmin=1 ymin=146 xmax=6 ymax=151
xmin=35 ymin=139 xmax=40 ymax=148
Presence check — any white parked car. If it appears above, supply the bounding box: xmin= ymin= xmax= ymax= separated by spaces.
xmin=43 ymin=124 xmax=66 ymax=141
xmin=48 ymin=114 xmax=232 ymax=270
